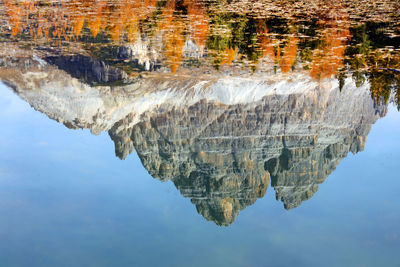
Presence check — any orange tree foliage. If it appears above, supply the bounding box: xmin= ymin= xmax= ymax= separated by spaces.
xmin=3 ymin=0 xmax=397 ymax=81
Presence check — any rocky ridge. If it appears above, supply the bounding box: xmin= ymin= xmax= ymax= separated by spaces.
xmin=0 ymin=55 xmax=386 ymax=225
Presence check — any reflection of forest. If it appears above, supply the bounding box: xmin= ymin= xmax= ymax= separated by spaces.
xmin=2 ymin=0 xmax=400 ymax=106
xmin=1 ymin=0 xmax=399 ymax=227
xmin=1 ymin=0 xmax=395 ymax=223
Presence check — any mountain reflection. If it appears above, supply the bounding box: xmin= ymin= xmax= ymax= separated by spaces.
xmin=2 ymin=59 xmax=387 ymax=224
xmin=108 ymin=83 xmax=385 ymax=225
xmin=0 ymin=0 xmax=399 ymax=225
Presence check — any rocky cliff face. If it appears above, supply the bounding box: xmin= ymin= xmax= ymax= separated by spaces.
xmin=0 ymin=54 xmax=386 ymax=225
xmin=108 ymin=80 xmax=385 ymax=224
xmin=45 ymin=55 xmax=129 ymax=85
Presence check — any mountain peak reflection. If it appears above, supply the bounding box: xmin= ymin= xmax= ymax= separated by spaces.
xmin=0 ymin=0 xmax=397 ymax=225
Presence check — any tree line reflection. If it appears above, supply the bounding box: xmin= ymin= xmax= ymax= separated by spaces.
xmin=2 ymin=0 xmax=400 ymax=107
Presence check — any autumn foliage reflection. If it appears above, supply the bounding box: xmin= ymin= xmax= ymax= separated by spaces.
xmin=4 ymin=0 xmax=209 ymax=73
xmin=3 ymin=0 xmax=399 ymax=96
xmin=309 ymin=21 xmax=350 ymax=80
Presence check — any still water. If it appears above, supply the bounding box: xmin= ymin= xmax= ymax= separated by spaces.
xmin=0 ymin=0 xmax=400 ymax=266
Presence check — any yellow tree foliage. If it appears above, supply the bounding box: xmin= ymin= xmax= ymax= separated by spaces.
xmin=221 ymin=46 xmax=238 ymax=66
xmin=163 ymin=21 xmax=185 ymax=73
xmin=185 ymin=0 xmax=209 ymax=47
xmin=280 ymin=37 xmax=298 ymax=73
xmin=309 ymin=12 xmax=351 ymax=80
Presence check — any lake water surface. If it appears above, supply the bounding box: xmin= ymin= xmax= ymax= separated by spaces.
xmin=0 ymin=0 xmax=399 ymax=266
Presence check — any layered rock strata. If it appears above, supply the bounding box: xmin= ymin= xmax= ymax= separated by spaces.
xmin=0 ymin=56 xmax=386 ymax=225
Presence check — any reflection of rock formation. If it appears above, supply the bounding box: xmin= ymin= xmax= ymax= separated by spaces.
xmin=108 ymin=83 xmax=385 ymax=224
xmin=0 ymin=54 xmax=386 ymax=225
xmin=114 ymin=108 xmax=271 ymax=225
xmin=45 ymin=55 xmax=128 ymax=85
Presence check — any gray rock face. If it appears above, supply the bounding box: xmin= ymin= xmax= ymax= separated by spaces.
xmin=45 ymin=55 xmax=129 ymax=85
xmin=108 ymin=81 xmax=385 ymax=224
xmin=0 ymin=55 xmax=386 ymax=225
